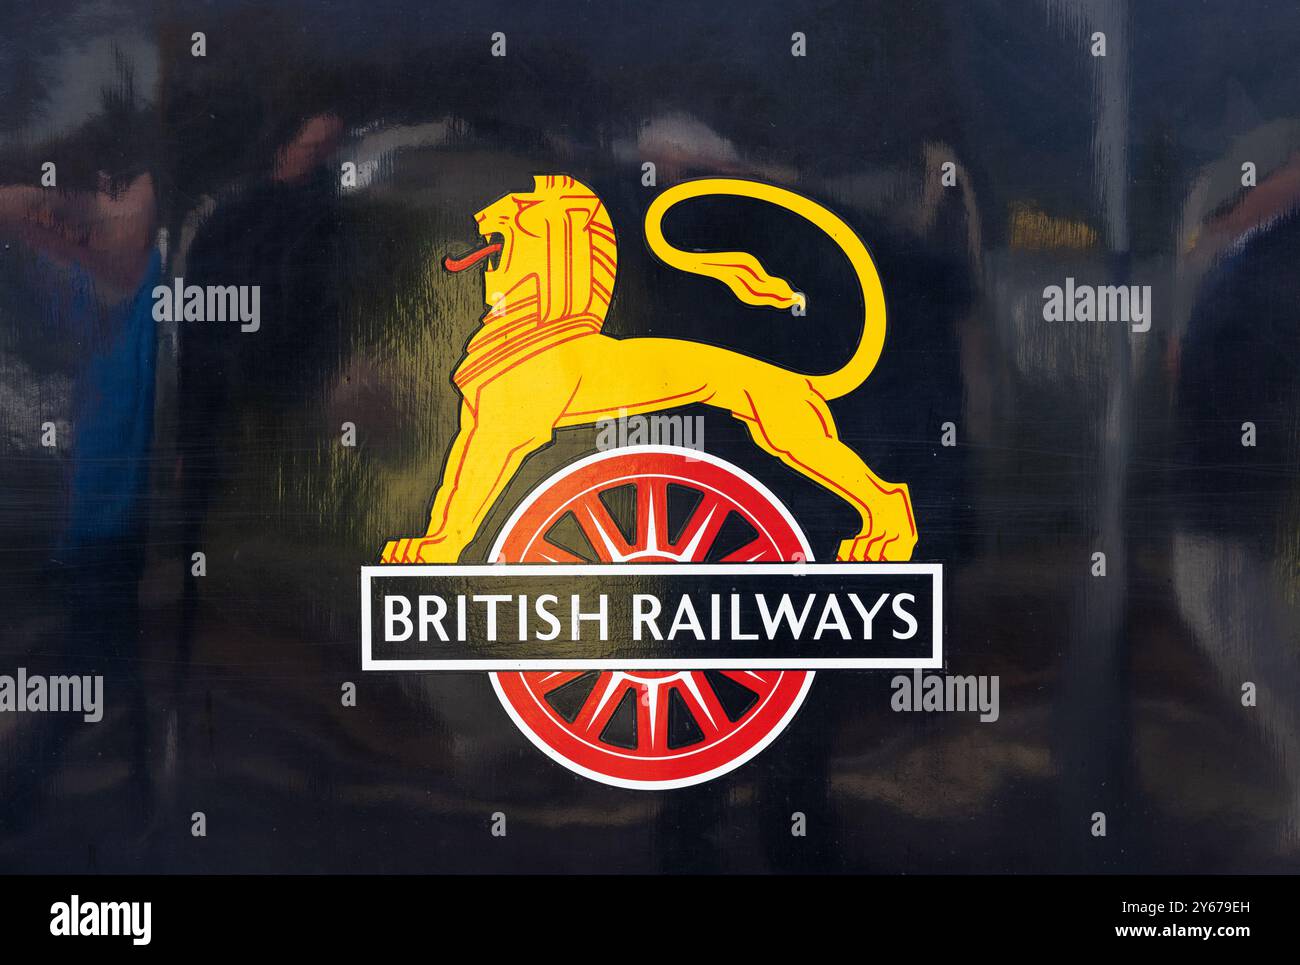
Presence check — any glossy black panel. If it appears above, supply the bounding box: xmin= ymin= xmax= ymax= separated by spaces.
xmin=1 ymin=0 xmax=1298 ymax=874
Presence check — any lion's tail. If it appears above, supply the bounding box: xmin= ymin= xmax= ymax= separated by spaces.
xmin=644 ymin=178 xmax=887 ymax=401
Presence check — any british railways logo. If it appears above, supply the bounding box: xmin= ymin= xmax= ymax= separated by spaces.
xmin=364 ymin=174 xmax=941 ymax=789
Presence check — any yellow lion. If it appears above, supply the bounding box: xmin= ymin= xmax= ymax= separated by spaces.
xmin=380 ymin=174 xmax=916 ymax=563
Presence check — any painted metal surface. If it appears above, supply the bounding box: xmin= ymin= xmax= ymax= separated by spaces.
xmin=0 ymin=0 xmax=1298 ymax=872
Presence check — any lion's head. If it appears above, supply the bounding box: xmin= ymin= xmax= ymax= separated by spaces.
xmin=445 ymin=175 xmax=617 ymax=323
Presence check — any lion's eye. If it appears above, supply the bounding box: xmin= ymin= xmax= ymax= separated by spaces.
xmin=512 ymin=197 xmax=541 ymax=216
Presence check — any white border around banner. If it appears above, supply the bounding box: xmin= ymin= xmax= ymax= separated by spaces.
xmin=361 ymin=562 xmax=943 ymax=670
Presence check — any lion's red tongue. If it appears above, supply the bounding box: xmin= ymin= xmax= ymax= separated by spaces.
xmin=444 ymin=241 xmax=503 ymax=273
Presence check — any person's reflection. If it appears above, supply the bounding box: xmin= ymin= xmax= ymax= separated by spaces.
xmin=172 ymin=111 xmax=345 ymax=788
xmin=1169 ymin=154 xmax=1300 ymax=853
xmin=0 ymin=167 xmax=161 ymax=840
xmin=175 ymin=111 xmax=343 ymax=539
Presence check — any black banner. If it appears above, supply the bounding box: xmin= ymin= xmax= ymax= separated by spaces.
xmin=363 ymin=563 xmax=942 ymax=668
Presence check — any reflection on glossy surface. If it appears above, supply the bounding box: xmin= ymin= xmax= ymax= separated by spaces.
xmin=0 ymin=0 xmax=1298 ymax=871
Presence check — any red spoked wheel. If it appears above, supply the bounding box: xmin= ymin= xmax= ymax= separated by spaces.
xmin=489 ymin=445 xmax=814 ymax=789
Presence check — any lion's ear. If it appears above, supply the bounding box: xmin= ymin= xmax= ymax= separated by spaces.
xmin=671 ymin=249 xmax=802 ymax=310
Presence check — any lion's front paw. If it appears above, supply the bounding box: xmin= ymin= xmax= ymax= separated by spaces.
xmin=835 ymin=487 xmax=917 ymax=562
xmin=378 ymin=535 xmax=459 ymax=564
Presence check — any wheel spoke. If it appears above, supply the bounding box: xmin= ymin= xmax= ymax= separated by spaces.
xmin=674 ymin=673 xmax=728 ymax=739
xmin=719 ymin=536 xmax=783 ymax=563
xmin=671 ymin=491 xmax=730 ymax=560
xmin=637 ymin=478 xmax=671 ymax=555
xmin=637 ymin=681 xmax=670 ymax=753
xmin=573 ymin=672 xmax=630 ymax=737
xmin=531 ymin=670 xmax=591 ymax=695
xmin=534 ymin=541 xmax=589 ymax=564
xmin=720 ymin=669 xmax=779 ymax=698
xmin=571 ymin=493 xmax=636 ymax=562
